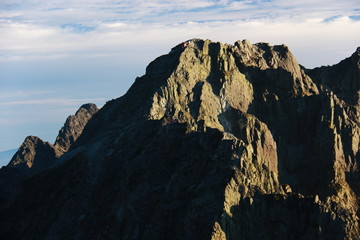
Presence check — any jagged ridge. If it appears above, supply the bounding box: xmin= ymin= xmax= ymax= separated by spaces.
xmin=6 ymin=103 xmax=98 ymax=175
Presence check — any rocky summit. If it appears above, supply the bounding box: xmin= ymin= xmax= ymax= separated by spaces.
xmin=0 ymin=39 xmax=359 ymax=240
xmin=6 ymin=103 xmax=99 ymax=175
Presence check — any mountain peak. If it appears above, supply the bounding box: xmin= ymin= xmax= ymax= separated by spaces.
xmin=6 ymin=104 xmax=98 ymax=175
xmin=54 ymin=103 xmax=99 ymax=153
xmin=77 ymin=103 xmax=98 ymax=114
xmin=7 ymin=136 xmax=59 ymax=173
xmin=1 ymin=40 xmax=359 ymax=239
xmin=144 ymin=39 xmax=318 ymax=131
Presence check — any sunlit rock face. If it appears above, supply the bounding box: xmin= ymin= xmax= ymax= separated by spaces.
xmin=0 ymin=39 xmax=359 ymax=240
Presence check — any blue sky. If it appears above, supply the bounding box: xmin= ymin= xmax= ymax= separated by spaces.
xmin=0 ymin=0 xmax=360 ymax=153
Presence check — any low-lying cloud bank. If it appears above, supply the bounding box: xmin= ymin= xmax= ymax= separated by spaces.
xmin=1 ymin=0 xmax=359 ymax=67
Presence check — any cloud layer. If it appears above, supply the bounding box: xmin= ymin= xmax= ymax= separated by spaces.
xmin=1 ymin=0 xmax=359 ymax=66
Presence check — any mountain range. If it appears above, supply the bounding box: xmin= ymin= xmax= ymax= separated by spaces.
xmin=0 ymin=39 xmax=359 ymax=240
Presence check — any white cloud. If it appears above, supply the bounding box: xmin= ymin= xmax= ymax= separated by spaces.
xmin=1 ymin=13 xmax=359 ymax=67
xmin=0 ymin=1 xmax=359 ymax=64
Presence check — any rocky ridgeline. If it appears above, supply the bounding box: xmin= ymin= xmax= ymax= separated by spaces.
xmin=7 ymin=103 xmax=99 ymax=174
xmin=0 ymin=39 xmax=359 ymax=239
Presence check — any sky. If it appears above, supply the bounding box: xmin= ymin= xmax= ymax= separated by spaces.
xmin=0 ymin=0 xmax=360 ymax=153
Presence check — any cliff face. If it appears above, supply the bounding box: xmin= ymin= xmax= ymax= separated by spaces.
xmin=0 ymin=39 xmax=359 ymax=240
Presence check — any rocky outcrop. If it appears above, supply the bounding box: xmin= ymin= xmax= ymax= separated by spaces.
xmin=54 ymin=103 xmax=99 ymax=153
xmin=6 ymin=103 xmax=98 ymax=175
xmin=1 ymin=104 xmax=98 ymax=210
xmin=0 ymin=40 xmax=359 ymax=240
xmin=7 ymin=136 xmax=60 ymax=174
